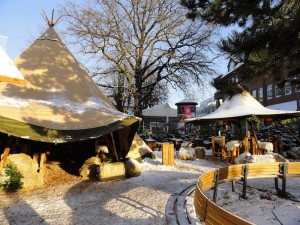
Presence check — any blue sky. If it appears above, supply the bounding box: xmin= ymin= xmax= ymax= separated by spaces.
xmin=0 ymin=0 xmax=229 ymax=107
xmin=0 ymin=0 xmax=67 ymax=59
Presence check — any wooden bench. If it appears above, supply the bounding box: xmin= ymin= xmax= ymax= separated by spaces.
xmin=194 ymin=162 xmax=300 ymax=224
xmin=275 ymin=162 xmax=300 ymax=194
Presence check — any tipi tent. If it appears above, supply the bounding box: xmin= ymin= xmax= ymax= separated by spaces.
xmin=186 ymin=91 xmax=300 ymax=123
xmin=0 ymin=46 xmax=26 ymax=85
xmin=0 ymin=26 xmax=140 ymax=159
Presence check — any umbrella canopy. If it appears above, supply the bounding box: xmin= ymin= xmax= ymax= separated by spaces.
xmin=0 ymin=46 xmax=26 ymax=85
xmin=186 ymin=91 xmax=300 ymax=123
xmin=0 ymin=26 xmax=140 ymax=147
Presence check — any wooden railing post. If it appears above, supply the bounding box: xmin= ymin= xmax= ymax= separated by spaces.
xmin=0 ymin=147 xmax=10 ymax=174
xmin=33 ymin=153 xmax=39 ymax=164
xmin=243 ymin=137 xmax=249 ymax=153
xmin=162 ymin=143 xmax=174 ymax=166
xmin=39 ymin=153 xmax=47 ymax=175
xmin=275 ymin=163 xmax=281 ymax=191
xmin=213 ymin=169 xmax=219 ymax=203
xmin=282 ymin=162 xmax=288 ymax=194
xmin=242 ymin=164 xmax=249 ymax=199
xmin=232 ymin=180 xmax=236 ymax=192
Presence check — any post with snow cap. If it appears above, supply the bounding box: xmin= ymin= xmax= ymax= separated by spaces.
xmin=162 ymin=143 xmax=174 ymax=166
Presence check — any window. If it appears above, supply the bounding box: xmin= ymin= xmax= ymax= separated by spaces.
xmin=296 ymin=84 xmax=300 ymax=93
xmin=228 ymin=60 xmax=235 ymax=71
xmin=235 ymin=76 xmax=239 ymax=83
xmin=231 ymin=76 xmax=238 ymax=83
xmin=267 ymin=84 xmax=272 ymax=99
xmin=258 ymin=87 xmax=263 ymax=101
xmin=284 ymin=81 xmax=292 ymax=95
xmin=252 ymin=89 xmax=257 ymax=98
xmin=275 ymin=85 xmax=281 ymax=97
xmin=231 ymin=77 xmax=235 ymax=83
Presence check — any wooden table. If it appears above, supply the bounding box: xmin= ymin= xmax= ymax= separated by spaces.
xmin=258 ymin=142 xmax=273 ymax=154
xmin=169 ymin=138 xmax=183 ymax=151
xmin=145 ymin=138 xmax=157 ymax=151
xmin=226 ymin=140 xmax=240 ymax=163
xmin=211 ymin=136 xmax=226 ymax=160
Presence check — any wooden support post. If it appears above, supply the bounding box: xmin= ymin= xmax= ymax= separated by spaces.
xmin=251 ymin=137 xmax=258 ymax=155
xmin=0 ymin=147 xmax=10 ymax=174
xmin=242 ymin=164 xmax=249 ymax=199
xmin=39 ymin=153 xmax=47 ymax=175
xmin=33 ymin=153 xmax=39 ymax=164
xmin=249 ymin=123 xmax=259 ymax=154
xmin=162 ymin=143 xmax=174 ymax=166
xmin=221 ymin=136 xmax=226 ymax=160
xmin=213 ymin=169 xmax=219 ymax=203
xmin=232 ymin=180 xmax=236 ymax=192
xmin=168 ymin=144 xmax=174 ymax=166
xmin=282 ymin=162 xmax=288 ymax=194
xmin=279 ymin=141 xmax=283 ymax=156
xmin=275 ymin=163 xmax=281 ymax=191
xmin=275 ymin=177 xmax=279 ymax=191
xmin=243 ymin=137 xmax=249 ymax=153
xmin=211 ymin=136 xmax=216 ymax=158
xmin=110 ymin=133 xmax=120 ymax=162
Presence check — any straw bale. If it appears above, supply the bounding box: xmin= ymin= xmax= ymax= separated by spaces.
xmin=79 ymin=157 xmax=102 ymax=180
xmin=5 ymin=153 xmax=44 ymax=189
xmin=194 ymin=147 xmax=205 ymax=159
xmin=178 ymin=147 xmax=195 ymax=160
xmin=124 ymin=158 xmax=142 ymax=177
xmin=99 ymin=162 xmax=125 ymax=181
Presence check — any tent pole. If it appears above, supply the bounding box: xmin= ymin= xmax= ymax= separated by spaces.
xmin=110 ymin=133 xmax=120 ymax=162
xmin=185 ymin=128 xmax=203 ymax=148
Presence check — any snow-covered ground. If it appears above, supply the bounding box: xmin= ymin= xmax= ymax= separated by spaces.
xmin=0 ymin=150 xmax=299 ymax=225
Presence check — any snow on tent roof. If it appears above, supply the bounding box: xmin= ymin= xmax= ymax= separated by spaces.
xmin=0 ymin=26 xmax=140 ymax=144
xmin=142 ymin=103 xmax=177 ymax=117
xmin=0 ymin=46 xmax=26 ymax=85
xmin=186 ymin=91 xmax=300 ymax=123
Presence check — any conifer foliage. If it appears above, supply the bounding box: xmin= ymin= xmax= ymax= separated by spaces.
xmin=181 ymin=0 xmax=300 ymax=82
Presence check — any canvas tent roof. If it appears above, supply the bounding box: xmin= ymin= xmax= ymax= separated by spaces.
xmin=0 ymin=46 xmax=26 ymax=85
xmin=0 ymin=26 xmax=140 ymax=145
xmin=186 ymin=91 xmax=300 ymax=123
xmin=142 ymin=103 xmax=177 ymax=117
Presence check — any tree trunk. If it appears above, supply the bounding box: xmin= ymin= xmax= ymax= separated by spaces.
xmin=133 ymin=73 xmax=143 ymax=117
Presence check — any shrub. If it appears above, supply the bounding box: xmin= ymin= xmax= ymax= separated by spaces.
xmin=1 ymin=165 xmax=24 ymax=192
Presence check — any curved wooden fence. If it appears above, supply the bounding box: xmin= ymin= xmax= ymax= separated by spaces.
xmin=194 ymin=162 xmax=300 ymax=225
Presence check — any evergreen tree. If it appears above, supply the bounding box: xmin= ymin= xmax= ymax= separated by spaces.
xmin=181 ymin=0 xmax=300 ymax=83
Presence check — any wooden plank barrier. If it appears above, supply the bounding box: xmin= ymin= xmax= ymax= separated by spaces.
xmin=162 ymin=143 xmax=174 ymax=166
xmin=194 ymin=162 xmax=300 ymax=224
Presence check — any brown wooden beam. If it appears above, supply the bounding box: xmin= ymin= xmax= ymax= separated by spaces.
xmin=110 ymin=133 xmax=120 ymax=162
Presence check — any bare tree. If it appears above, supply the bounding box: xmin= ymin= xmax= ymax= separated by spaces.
xmin=61 ymin=0 xmax=216 ymax=117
